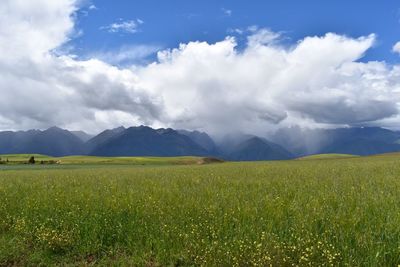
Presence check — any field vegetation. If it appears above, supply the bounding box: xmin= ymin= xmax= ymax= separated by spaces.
xmin=297 ymin=154 xmax=359 ymax=160
xmin=0 ymin=154 xmax=211 ymax=166
xmin=0 ymin=154 xmax=400 ymax=265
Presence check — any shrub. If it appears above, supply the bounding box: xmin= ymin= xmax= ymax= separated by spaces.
xmin=28 ymin=156 xmax=35 ymax=164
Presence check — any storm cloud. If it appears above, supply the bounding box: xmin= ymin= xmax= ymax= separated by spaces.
xmin=0 ymin=0 xmax=400 ymax=136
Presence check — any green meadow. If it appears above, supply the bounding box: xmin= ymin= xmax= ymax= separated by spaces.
xmin=297 ymin=153 xmax=359 ymax=160
xmin=0 ymin=154 xmax=206 ymax=166
xmin=1 ymin=154 xmax=400 ymax=266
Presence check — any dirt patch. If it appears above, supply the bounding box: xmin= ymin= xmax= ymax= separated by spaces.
xmin=197 ymin=157 xmax=225 ymax=164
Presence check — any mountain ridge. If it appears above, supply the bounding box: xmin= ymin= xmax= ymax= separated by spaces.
xmin=1 ymin=126 xmax=400 ymax=160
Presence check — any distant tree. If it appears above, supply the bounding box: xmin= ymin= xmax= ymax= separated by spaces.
xmin=28 ymin=156 xmax=35 ymax=164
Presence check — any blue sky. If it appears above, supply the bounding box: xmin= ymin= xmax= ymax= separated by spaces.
xmin=73 ymin=0 xmax=400 ymax=64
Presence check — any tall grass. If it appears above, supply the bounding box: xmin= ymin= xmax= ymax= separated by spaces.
xmin=1 ymin=156 xmax=400 ymax=265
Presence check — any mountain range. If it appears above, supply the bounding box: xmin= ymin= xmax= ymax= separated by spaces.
xmin=0 ymin=126 xmax=400 ymax=160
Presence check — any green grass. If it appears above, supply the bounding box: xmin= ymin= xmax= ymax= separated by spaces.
xmin=297 ymin=153 xmax=359 ymax=160
xmin=1 ymin=155 xmax=400 ymax=265
xmin=0 ymin=154 xmax=209 ymax=166
xmin=0 ymin=154 xmax=54 ymax=162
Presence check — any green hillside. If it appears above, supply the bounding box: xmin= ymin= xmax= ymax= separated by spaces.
xmin=297 ymin=153 xmax=359 ymax=160
xmin=0 ymin=154 xmax=221 ymax=166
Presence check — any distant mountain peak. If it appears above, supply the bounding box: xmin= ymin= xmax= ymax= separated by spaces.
xmin=225 ymin=136 xmax=293 ymax=161
xmin=112 ymin=126 xmax=126 ymax=132
xmin=71 ymin=130 xmax=93 ymax=142
xmin=89 ymin=125 xmax=209 ymax=157
xmin=0 ymin=126 xmax=84 ymax=156
xmin=46 ymin=126 xmax=65 ymax=132
xmin=244 ymin=136 xmax=265 ymax=144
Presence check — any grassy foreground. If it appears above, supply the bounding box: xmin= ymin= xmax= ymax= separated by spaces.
xmin=1 ymin=155 xmax=400 ymax=265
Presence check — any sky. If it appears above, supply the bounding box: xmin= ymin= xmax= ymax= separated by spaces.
xmin=1 ymin=0 xmax=400 ymax=136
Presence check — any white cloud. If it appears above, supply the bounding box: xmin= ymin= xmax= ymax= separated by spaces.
xmin=0 ymin=1 xmax=159 ymax=133
xmin=393 ymin=41 xmax=400 ymax=54
xmin=89 ymin=45 xmax=161 ymax=66
xmin=1 ymin=0 xmax=400 ymax=137
xmin=101 ymin=19 xmax=143 ymax=34
xmin=246 ymin=27 xmax=281 ymax=46
xmin=222 ymin=8 xmax=232 ymax=17
xmin=228 ymin=26 xmax=281 ymax=45
xmin=0 ymin=0 xmax=76 ymax=61
xmin=137 ymin=32 xmax=400 ymax=136
xmin=228 ymin=28 xmax=244 ymax=35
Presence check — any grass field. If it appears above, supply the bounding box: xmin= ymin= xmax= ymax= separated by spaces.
xmin=0 ymin=154 xmax=212 ymax=166
xmin=297 ymin=153 xmax=359 ymax=160
xmin=1 ymin=154 xmax=400 ymax=265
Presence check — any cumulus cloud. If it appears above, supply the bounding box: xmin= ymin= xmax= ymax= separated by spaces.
xmin=393 ymin=41 xmax=400 ymax=54
xmin=138 ymin=32 xmax=400 ymax=136
xmin=101 ymin=19 xmax=143 ymax=34
xmin=0 ymin=0 xmax=160 ymax=133
xmin=0 ymin=0 xmax=76 ymax=61
xmin=0 ymin=0 xmax=400 ymax=137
